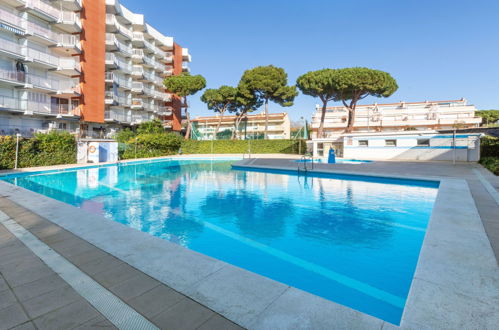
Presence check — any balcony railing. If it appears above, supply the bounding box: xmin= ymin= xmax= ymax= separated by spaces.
xmin=58 ymin=34 xmax=80 ymax=48
xmin=26 ymin=21 xmax=59 ymax=43
xmin=26 ymin=0 xmax=60 ymax=20
xmin=0 ymin=7 xmax=25 ymax=30
xmin=0 ymin=38 xmax=24 ymax=57
xmin=26 ymin=73 xmax=58 ymax=90
xmin=59 ymin=58 xmax=80 ymax=71
xmin=132 ymin=81 xmax=144 ymax=91
xmin=51 ymin=103 xmax=79 ymax=115
xmin=0 ymin=95 xmax=22 ymax=111
xmin=26 ymin=48 xmax=59 ymax=67
xmin=58 ymin=11 xmax=81 ymax=28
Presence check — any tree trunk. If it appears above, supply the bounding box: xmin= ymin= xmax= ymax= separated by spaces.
xmin=232 ymin=112 xmax=245 ymax=140
xmin=264 ymin=98 xmax=269 ymax=140
xmin=317 ymin=100 xmax=328 ymax=138
xmin=184 ymin=96 xmax=192 ymax=140
xmin=214 ymin=108 xmax=226 ymax=139
xmin=345 ymin=106 xmax=356 ymax=133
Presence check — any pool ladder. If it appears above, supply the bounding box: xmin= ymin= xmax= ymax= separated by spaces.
xmin=298 ymin=155 xmax=314 ymax=173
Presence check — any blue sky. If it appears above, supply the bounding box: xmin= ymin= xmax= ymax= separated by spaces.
xmin=123 ymin=0 xmax=499 ymax=122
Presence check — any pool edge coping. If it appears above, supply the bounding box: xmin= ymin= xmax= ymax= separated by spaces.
xmin=0 ymin=161 xmax=496 ymax=329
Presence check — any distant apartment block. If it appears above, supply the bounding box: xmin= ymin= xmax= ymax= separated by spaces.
xmin=192 ymin=113 xmax=291 ymax=140
xmin=0 ymin=0 xmax=190 ymax=137
xmin=311 ymin=99 xmax=482 ymax=139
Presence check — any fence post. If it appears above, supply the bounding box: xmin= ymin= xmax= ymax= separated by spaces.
xmin=14 ymin=133 xmax=21 ymax=169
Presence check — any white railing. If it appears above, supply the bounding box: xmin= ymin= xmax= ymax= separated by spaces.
xmin=57 ymin=78 xmax=80 ymax=93
xmin=26 ymin=21 xmax=59 ymax=43
xmin=59 ymin=58 xmax=80 ymax=71
xmin=27 ymin=100 xmax=51 ymax=114
xmin=163 ymin=55 xmax=173 ymax=63
xmin=131 ymin=98 xmax=143 ymax=107
xmin=0 ymin=7 xmax=25 ymax=29
xmin=26 ymin=0 xmax=60 ymax=20
xmin=132 ymin=81 xmax=143 ymax=91
xmin=105 ymin=52 xmax=116 ymax=63
xmin=59 ymin=11 xmax=81 ymax=28
xmin=106 ymin=14 xmax=116 ymax=25
xmin=105 ymin=72 xmax=115 ymax=81
xmin=132 ymin=66 xmax=144 ymax=76
xmin=155 ymin=47 xmax=166 ymax=58
xmin=27 ymin=73 xmax=58 ymax=90
xmin=116 ymin=23 xmax=132 ymax=39
xmin=26 ymin=48 xmax=59 ymax=66
xmin=164 ymin=69 xmax=173 ymax=76
xmin=133 ymin=32 xmax=144 ymax=42
xmin=58 ymin=34 xmax=80 ymax=48
xmin=116 ymin=39 xmax=132 ymax=55
xmin=132 ymin=49 xmax=144 ymax=57
xmin=0 ymin=38 xmax=24 ymax=56
xmin=0 ymin=95 xmax=22 ymax=110
xmin=143 ymin=39 xmax=155 ymax=52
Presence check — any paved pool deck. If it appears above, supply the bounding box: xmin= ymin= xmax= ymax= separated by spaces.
xmin=0 ymin=156 xmax=498 ymax=329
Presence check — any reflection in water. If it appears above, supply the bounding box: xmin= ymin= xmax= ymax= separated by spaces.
xmin=3 ymin=159 xmax=438 ymax=325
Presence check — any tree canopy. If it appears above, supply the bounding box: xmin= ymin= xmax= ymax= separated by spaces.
xmin=163 ymin=73 xmax=206 ymax=99
xmin=238 ymin=65 xmax=298 ymax=138
xmin=200 ymin=86 xmax=238 ymax=114
xmin=296 ymin=69 xmax=339 ymax=138
xmin=200 ymin=86 xmax=239 ymax=137
xmin=476 ymin=110 xmax=499 ymax=126
xmin=333 ymin=67 xmax=398 ymax=132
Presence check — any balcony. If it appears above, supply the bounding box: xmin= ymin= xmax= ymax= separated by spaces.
xmin=132 ymin=32 xmax=144 ymax=48
xmin=53 ymin=58 xmax=80 ymax=76
xmin=50 ymin=102 xmax=80 ymax=116
xmin=0 ymin=7 xmax=25 ymax=32
xmin=132 ymin=49 xmax=144 ymax=63
xmin=163 ymin=54 xmax=173 ymax=64
xmin=25 ymin=48 xmax=60 ymax=68
xmin=131 ymin=98 xmax=143 ymax=109
xmin=154 ymin=47 xmax=166 ymax=59
xmin=105 ymin=108 xmax=126 ymax=123
xmin=131 ymin=66 xmax=144 ymax=78
xmin=0 ymin=95 xmax=23 ymax=114
xmin=105 ymin=14 xmax=117 ymax=32
xmin=55 ymin=11 xmax=82 ymax=33
xmin=27 ymin=73 xmax=58 ymax=92
xmin=53 ymin=0 xmax=82 ymax=12
xmin=131 ymin=81 xmax=144 ymax=94
xmin=51 ymin=34 xmax=81 ymax=55
xmin=21 ymin=0 xmax=61 ymax=22
xmin=0 ymin=38 xmax=25 ymax=59
xmin=182 ymin=63 xmax=190 ymax=73
xmin=163 ymin=67 xmax=174 ymax=77
xmin=116 ymin=76 xmax=132 ymax=90
xmin=25 ymin=21 xmax=59 ymax=45
xmin=105 ymin=72 xmax=115 ymax=84
xmin=105 ymin=52 xmax=118 ymax=69
xmin=182 ymin=48 xmax=191 ymax=62
xmin=158 ymin=106 xmax=173 ymax=116
xmin=53 ymin=79 xmax=80 ymax=97
xmin=105 ymin=91 xmax=118 ymax=105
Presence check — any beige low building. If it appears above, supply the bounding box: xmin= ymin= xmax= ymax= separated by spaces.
xmin=311 ymin=98 xmax=482 ymax=139
xmin=192 ymin=112 xmax=291 ymax=140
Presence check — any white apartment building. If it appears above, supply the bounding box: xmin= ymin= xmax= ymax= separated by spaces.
xmin=0 ymin=0 xmax=83 ymax=136
xmin=192 ymin=112 xmax=291 ymax=140
xmin=311 ymin=98 xmax=482 ymax=139
xmin=0 ymin=0 xmax=190 ymax=138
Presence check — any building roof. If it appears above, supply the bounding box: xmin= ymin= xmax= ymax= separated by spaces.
xmin=192 ymin=112 xmax=288 ymax=123
xmin=322 ymin=98 xmax=469 ymax=110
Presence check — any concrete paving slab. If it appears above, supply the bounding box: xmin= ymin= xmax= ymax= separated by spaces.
xmin=127 ymin=285 xmax=185 ymax=320
xmin=248 ymin=287 xmax=383 ymax=330
xmin=152 ymin=298 xmax=215 ymax=330
xmin=32 ymin=300 xmax=102 ymax=330
xmin=0 ymin=303 xmax=29 ymax=330
xmin=186 ymin=265 xmax=289 ymax=328
xmin=108 ymin=273 xmax=160 ymax=301
xmin=22 ymin=285 xmax=81 ymax=319
xmin=11 ymin=273 xmax=68 ymax=302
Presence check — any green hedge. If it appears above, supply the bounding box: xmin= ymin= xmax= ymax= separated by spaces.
xmin=119 ymin=133 xmax=183 ymax=160
xmin=180 ymin=139 xmax=306 ymax=154
xmin=480 ymin=136 xmax=499 ymax=175
xmin=0 ymin=131 xmax=76 ymax=170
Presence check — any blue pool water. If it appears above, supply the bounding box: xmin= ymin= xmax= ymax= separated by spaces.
xmin=1 ymin=159 xmax=438 ymax=324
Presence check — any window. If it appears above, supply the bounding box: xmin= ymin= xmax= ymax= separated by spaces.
xmin=417 ymin=139 xmax=430 ymax=146
xmin=385 ymin=139 xmax=397 ymax=146
xmin=358 ymin=140 xmax=369 ymax=147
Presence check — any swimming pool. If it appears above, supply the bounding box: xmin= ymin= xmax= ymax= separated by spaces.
xmin=1 ymin=158 xmax=438 ymax=324
xmin=295 ymin=158 xmax=372 ymax=164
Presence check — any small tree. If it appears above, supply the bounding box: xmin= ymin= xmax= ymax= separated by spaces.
xmin=296 ymin=69 xmax=339 ymax=139
xmin=229 ymin=90 xmax=262 ymax=140
xmin=200 ymin=86 xmax=238 ymax=137
xmin=164 ymin=73 xmax=206 ymax=139
xmin=238 ymin=65 xmax=298 ymax=139
xmin=333 ymin=67 xmax=398 ymax=133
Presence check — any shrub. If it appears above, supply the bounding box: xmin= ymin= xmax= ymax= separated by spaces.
xmin=479 ymin=157 xmax=499 ymax=175
xmin=481 ymin=136 xmax=499 ymax=158
xmin=0 ymin=131 xmax=76 ymax=170
xmin=115 ymin=128 xmax=136 ymax=144
xmin=120 ymin=133 xmax=182 ymax=159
